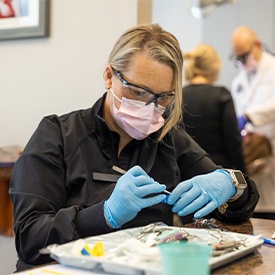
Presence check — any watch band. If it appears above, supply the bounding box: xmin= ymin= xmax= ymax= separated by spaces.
xmin=223 ymin=169 xmax=247 ymax=202
xmin=228 ymin=187 xmax=244 ymax=202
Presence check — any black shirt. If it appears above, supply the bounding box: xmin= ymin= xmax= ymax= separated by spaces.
xmin=182 ymin=84 xmax=246 ymax=172
xmin=10 ymin=93 xmax=258 ymax=269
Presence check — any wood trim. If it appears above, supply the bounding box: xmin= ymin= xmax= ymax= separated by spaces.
xmin=137 ymin=0 xmax=152 ymax=24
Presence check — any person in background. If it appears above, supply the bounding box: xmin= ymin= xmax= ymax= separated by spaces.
xmin=231 ymin=26 xmax=275 ymax=136
xmin=182 ymin=44 xmax=246 ymax=172
xmin=230 ymin=26 xmax=275 ymax=220
xmin=10 ymin=24 xmax=259 ymax=271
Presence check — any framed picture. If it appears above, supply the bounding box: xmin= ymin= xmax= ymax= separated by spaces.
xmin=0 ymin=0 xmax=49 ymax=40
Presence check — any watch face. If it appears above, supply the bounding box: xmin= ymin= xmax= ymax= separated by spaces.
xmin=234 ymin=171 xmax=247 ymax=188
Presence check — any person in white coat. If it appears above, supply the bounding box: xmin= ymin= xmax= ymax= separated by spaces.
xmin=231 ymin=26 xmax=275 ymax=220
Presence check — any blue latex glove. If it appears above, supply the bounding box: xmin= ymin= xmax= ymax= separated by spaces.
xmin=167 ymin=170 xmax=236 ymax=218
xmin=104 ymin=165 xmax=167 ymax=228
xmin=237 ymin=115 xmax=248 ymax=132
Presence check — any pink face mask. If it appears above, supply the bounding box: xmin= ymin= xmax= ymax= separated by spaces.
xmin=110 ymin=89 xmax=165 ymax=140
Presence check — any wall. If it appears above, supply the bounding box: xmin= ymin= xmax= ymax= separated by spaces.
xmin=0 ymin=0 xmax=137 ymax=146
xmin=0 ymin=235 xmax=17 ymax=274
xmin=1 ymin=0 xmax=275 ymax=146
xmin=152 ymin=0 xmax=275 ymax=88
xmin=152 ymin=0 xmax=203 ymax=53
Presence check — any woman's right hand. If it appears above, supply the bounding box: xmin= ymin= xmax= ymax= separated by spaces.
xmin=104 ymin=165 xmax=166 ymax=228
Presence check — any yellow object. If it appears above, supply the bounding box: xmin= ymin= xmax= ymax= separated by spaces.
xmin=41 ymin=269 xmax=69 ymax=275
xmin=84 ymin=241 xmax=104 ymax=256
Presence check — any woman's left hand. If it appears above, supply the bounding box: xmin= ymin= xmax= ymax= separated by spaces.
xmin=167 ymin=170 xmax=236 ymax=218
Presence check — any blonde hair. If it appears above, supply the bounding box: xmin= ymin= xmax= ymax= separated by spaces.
xmin=184 ymin=44 xmax=221 ymax=83
xmin=108 ymin=24 xmax=183 ymax=141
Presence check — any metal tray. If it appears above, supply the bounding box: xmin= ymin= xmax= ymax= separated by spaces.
xmin=44 ymin=224 xmax=263 ymax=275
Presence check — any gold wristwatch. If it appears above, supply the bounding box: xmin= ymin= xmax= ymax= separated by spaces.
xmin=223 ymin=169 xmax=247 ymax=202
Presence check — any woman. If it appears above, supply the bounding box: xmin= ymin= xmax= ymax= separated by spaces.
xmin=10 ymin=25 xmax=258 ymax=270
xmin=182 ymin=44 xmax=246 ymax=172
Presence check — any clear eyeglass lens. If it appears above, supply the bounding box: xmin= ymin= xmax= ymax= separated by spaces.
xmin=124 ymin=84 xmax=173 ymax=106
xmin=124 ymin=85 xmax=151 ymax=100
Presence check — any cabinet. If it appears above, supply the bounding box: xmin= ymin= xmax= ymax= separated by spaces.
xmin=0 ymin=166 xmax=13 ymax=236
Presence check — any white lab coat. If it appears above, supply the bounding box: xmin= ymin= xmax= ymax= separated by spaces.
xmin=231 ymin=52 xmax=275 ymax=213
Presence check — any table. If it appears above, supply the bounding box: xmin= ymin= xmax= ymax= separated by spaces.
xmin=0 ymin=165 xmax=14 ymax=236
xmin=15 ymin=218 xmax=275 ymax=275
xmin=185 ymin=218 xmax=275 ymax=274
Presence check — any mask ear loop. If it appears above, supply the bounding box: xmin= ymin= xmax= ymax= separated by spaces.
xmin=109 ymin=88 xmax=122 ymax=103
xmin=109 ymin=88 xmax=122 ymax=115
